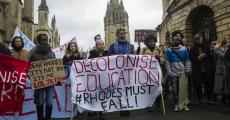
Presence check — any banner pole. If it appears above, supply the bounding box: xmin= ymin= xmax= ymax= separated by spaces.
xmin=71 ymin=104 xmax=74 ymax=120
xmin=161 ymin=93 xmax=166 ymax=115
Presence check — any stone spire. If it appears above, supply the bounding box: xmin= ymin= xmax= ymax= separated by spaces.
xmin=104 ymin=0 xmax=130 ymax=47
xmin=39 ymin=0 xmax=48 ymax=11
xmin=51 ymin=15 xmax=56 ymax=30
xmin=120 ymin=0 xmax=124 ymax=9
xmin=110 ymin=0 xmax=119 ymax=6
xmin=38 ymin=0 xmax=49 ymax=28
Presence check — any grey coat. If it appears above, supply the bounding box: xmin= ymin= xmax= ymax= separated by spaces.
xmin=214 ymin=48 xmax=230 ymax=95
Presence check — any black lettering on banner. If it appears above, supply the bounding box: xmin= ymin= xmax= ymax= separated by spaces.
xmin=101 ymin=101 xmax=107 ymax=111
xmin=126 ymin=86 xmax=132 ymax=97
xmin=119 ymin=98 xmax=127 ymax=109
xmin=99 ymin=91 xmax=106 ymax=101
xmin=105 ymin=89 xmax=112 ymax=99
xmin=90 ymin=93 xmax=97 ymax=103
xmin=76 ymin=94 xmax=82 ymax=103
xmin=78 ymin=85 xmax=158 ymax=110
xmin=147 ymin=85 xmax=155 ymax=94
xmin=83 ymin=93 xmax=90 ymax=104
xmin=109 ymin=99 xmax=117 ymax=109
xmin=126 ymin=97 xmax=134 ymax=108
xmin=140 ymin=86 xmax=146 ymax=94
xmin=135 ymin=96 xmax=138 ymax=107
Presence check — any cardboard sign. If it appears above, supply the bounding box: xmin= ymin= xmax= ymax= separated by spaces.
xmin=28 ymin=59 xmax=66 ymax=89
xmin=71 ymin=55 xmax=162 ymax=112
xmin=135 ymin=29 xmax=157 ymax=42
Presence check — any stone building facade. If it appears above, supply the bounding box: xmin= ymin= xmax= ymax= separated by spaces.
xmin=104 ymin=0 xmax=130 ymax=48
xmin=159 ymin=0 xmax=230 ymax=46
xmin=0 ymin=0 xmax=60 ymax=48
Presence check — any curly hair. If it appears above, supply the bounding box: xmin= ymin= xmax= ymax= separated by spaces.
xmin=144 ymin=35 xmax=157 ymax=46
xmin=171 ymin=30 xmax=184 ymax=39
xmin=11 ymin=36 xmax=24 ymax=49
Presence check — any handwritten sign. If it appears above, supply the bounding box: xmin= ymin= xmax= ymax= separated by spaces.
xmin=29 ymin=59 xmax=66 ymax=89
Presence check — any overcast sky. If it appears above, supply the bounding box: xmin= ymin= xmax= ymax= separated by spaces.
xmin=34 ymin=0 xmax=163 ymax=50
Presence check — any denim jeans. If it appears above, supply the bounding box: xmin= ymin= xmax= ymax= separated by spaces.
xmin=171 ymin=76 xmax=179 ymax=105
xmin=34 ymin=86 xmax=54 ymax=106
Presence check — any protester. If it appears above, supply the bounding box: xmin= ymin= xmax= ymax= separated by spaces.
xmin=87 ymin=40 xmax=107 ymax=120
xmin=140 ymin=35 xmax=163 ymax=112
xmin=94 ymin=34 xmax=101 ymax=42
xmin=28 ymin=34 xmax=56 ymax=120
xmin=108 ymin=28 xmax=134 ymax=116
xmin=190 ymin=33 xmax=213 ymax=104
xmin=10 ymin=36 xmax=29 ymax=60
xmin=62 ymin=42 xmax=82 ymax=65
xmin=165 ymin=31 xmax=191 ymax=111
xmin=214 ymin=36 xmax=230 ymax=107
xmin=108 ymin=28 xmax=134 ymax=55
xmin=0 ymin=42 xmax=11 ymax=55
xmin=88 ymin=40 xmax=108 ymax=58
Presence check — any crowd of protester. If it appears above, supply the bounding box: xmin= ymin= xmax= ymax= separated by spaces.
xmin=0 ymin=28 xmax=230 ymax=120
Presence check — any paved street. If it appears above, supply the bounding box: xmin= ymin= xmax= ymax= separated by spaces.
xmin=54 ymin=103 xmax=230 ymax=120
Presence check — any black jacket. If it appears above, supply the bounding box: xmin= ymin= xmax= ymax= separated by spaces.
xmin=190 ymin=45 xmax=212 ymax=85
xmin=63 ymin=54 xmax=82 ymax=65
xmin=88 ymin=50 xmax=108 ymax=59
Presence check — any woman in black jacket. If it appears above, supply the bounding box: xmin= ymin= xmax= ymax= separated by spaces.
xmin=63 ymin=42 xmax=82 ymax=65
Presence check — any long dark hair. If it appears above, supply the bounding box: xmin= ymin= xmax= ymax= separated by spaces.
xmin=11 ymin=36 xmax=24 ymax=49
xmin=65 ymin=42 xmax=79 ymax=55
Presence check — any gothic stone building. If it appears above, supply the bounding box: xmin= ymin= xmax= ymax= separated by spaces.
xmin=0 ymin=0 xmax=60 ymax=48
xmin=104 ymin=0 xmax=130 ymax=48
xmin=159 ymin=0 xmax=230 ymax=46
xmin=34 ymin=0 xmax=60 ymax=48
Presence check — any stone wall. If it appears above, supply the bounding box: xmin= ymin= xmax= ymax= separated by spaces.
xmin=160 ymin=0 xmax=230 ymax=46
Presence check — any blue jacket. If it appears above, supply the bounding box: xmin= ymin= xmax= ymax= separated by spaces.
xmin=108 ymin=39 xmax=134 ymax=55
xmin=165 ymin=45 xmax=191 ymax=77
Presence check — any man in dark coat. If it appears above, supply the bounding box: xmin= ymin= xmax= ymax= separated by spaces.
xmin=190 ymin=33 xmax=213 ymax=104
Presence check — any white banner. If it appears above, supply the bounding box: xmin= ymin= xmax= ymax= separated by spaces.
xmin=13 ymin=27 xmax=35 ymax=50
xmin=71 ymin=55 xmax=162 ymax=112
xmin=53 ymin=37 xmax=77 ymax=58
xmin=0 ymin=65 xmax=77 ymax=120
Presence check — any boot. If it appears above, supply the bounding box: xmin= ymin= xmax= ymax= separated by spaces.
xmin=36 ymin=105 xmax=44 ymax=120
xmin=45 ymin=106 xmax=53 ymax=120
